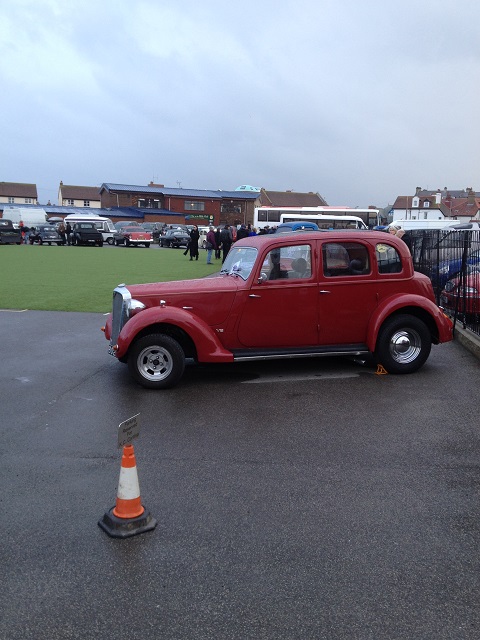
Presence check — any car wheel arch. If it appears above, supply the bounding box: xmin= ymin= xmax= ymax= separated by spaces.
xmin=133 ymin=323 xmax=197 ymax=360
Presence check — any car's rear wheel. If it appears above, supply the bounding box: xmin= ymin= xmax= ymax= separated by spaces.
xmin=374 ymin=314 xmax=431 ymax=374
xmin=144 ymin=243 xmax=150 ymax=248
xmin=107 ymin=238 xmax=114 ymax=245
xmin=128 ymin=334 xmax=185 ymax=389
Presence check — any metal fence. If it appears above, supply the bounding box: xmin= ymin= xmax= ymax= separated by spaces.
xmin=409 ymin=228 xmax=480 ymax=336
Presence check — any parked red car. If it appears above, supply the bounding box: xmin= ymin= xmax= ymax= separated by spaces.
xmin=102 ymin=231 xmax=453 ymax=389
xmin=441 ymin=269 xmax=480 ymax=317
xmin=113 ymin=226 xmax=152 ymax=247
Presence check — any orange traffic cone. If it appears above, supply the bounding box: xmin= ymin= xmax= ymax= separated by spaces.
xmin=98 ymin=444 xmax=157 ymax=538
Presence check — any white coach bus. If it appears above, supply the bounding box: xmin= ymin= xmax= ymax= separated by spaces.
xmin=253 ymin=206 xmax=381 ymax=230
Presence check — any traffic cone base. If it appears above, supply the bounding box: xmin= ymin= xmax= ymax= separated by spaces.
xmin=98 ymin=506 xmax=157 ymax=539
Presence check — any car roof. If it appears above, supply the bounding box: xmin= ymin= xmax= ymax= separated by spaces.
xmin=234 ymin=230 xmax=397 ymax=247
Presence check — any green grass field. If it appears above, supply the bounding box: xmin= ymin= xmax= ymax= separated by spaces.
xmin=0 ymin=245 xmax=218 ymax=312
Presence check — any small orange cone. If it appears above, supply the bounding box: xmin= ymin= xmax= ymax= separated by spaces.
xmin=98 ymin=444 xmax=157 ymax=538
xmin=375 ymin=364 xmax=389 ymax=375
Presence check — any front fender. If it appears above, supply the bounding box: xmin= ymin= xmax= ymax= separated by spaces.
xmin=115 ymin=306 xmax=233 ymax=363
xmin=366 ymin=294 xmax=453 ymax=352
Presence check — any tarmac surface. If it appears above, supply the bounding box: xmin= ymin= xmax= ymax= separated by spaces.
xmin=1 ymin=309 xmax=480 ymax=639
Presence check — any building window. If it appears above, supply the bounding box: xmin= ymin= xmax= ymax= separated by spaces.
xmin=412 ymin=197 xmax=419 ymax=208
xmin=138 ymin=199 xmax=146 ymax=208
xmin=8 ymin=197 xmax=14 ymax=203
xmin=67 ymin=199 xmax=74 ymax=206
xmin=423 ymin=200 xmax=430 ymax=207
xmin=83 ymin=200 xmax=90 ymax=207
xmin=185 ymin=200 xmax=205 ymax=211
xmin=25 ymin=198 xmax=32 ymax=204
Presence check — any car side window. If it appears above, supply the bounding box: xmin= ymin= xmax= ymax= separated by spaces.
xmin=263 ymin=244 xmax=312 ymax=281
xmin=376 ymin=243 xmax=402 ymax=274
xmin=322 ymin=243 xmax=370 ymax=277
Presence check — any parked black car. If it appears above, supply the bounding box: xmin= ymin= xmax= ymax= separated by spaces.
xmin=71 ymin=222 xmax=103 ymax=247
xmin=160 ymin=228 xmax=191 ymax=248
xmin=0 ymin=219 xmax=22 ymax=244
xmin=29 ymin=224 xmax=64 ymax=246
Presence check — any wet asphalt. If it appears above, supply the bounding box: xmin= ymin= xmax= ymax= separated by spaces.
xmin=1 ymin=309 xmax=480 ymax=639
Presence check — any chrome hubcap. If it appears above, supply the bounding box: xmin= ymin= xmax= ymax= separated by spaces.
xmin=389 ymin=329 xmax=421 ymax=364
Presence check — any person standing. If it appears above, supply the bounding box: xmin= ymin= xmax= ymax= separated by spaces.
xmin=65 ymin=221 xmax=72 ymax=245
xmin=58 ymin=221 xmax=66 ymax=245
xmin=189 ymin=225 xmax=200 ymax=261
xmin=214 ymin=227 xmax=222 ymax=260
xmin=220 ymin=225 xmax=233 ymax=263
xmin=205 ymin=226 xmax=217 ymax=264
xmin=236 ymin=224 xmax=249 ymax=241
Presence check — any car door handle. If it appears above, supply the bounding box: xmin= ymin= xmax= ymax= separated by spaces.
xmin=319 ymin=290 xmax=331 ymax=294
xmin=249 ymin=294 xmax=261 ymax=298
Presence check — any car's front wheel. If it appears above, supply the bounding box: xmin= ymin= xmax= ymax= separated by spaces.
xmin=107 ymin=238 xmax=114 ymax=245
xmin=374 ymin=314 xmax=431 ymax=374
xmin=128 ymin=334 xmax=185 ymax=389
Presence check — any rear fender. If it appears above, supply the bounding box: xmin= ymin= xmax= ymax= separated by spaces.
xmin=115 ymin=306 xmax=233 ymax=362
xmin=366 ymin=294 xmax=453 ymax=351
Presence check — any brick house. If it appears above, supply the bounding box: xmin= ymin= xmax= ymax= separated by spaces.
xmin=99 ymin=182 xmax=258 ymax=226
xmin=58 ymin=182 xmax=101 ymax=208
xmin=0 ymin=182 xmax=37 ymax=205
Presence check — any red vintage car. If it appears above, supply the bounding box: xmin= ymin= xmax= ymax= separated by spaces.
xmin=102 ymin=231 xmax=453 ymax=389
xmin=113 ymin=225 xmax=152 ymax=248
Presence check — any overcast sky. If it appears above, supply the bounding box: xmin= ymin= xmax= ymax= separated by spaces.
xmin=1 ymin=0 xmax=479 ymax=208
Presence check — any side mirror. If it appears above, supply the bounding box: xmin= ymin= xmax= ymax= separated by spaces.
xmin=258 ymin=272 xmax=268 ymax=284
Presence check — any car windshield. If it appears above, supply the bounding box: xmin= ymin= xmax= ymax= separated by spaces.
xmin=124 ymin=227 xmax=144 ymax=232
xmin=220 ymin=247 xmax=257 ymax=280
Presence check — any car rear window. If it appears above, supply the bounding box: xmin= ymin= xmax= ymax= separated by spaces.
xmin=375 ymin=243 xmax=402 ymax=274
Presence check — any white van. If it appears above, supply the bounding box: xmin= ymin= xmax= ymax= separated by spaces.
xmin=388 ymin=219 xmax=461 ymax=231
xmin=3 ymin=207 xmax=48 ymax=229
xmin=63 ymin=214 xmax=116 ymax=244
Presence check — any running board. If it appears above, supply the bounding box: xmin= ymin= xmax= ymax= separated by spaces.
xmin=232 ymin=345 xmax=369 ymax=362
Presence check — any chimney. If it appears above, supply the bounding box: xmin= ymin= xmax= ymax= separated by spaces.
xmin=415 ymin=186 xmax=421 ymax=196
xmin=435 ymin=192 xmax=441 ymax=205
xmin=468 ymin=188 xmax=475 ymax=205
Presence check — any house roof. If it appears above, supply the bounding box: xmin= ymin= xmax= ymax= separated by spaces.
xmin=418 ymin=189 xmax=480 ymax=199
xmin=59 ymin=184 xmax=101 ymax=200
xmin=391 ymin=195 xmax=439 ymax=209
xmin=258 ymin=189 xmax=328 ymax=207
xmin=445 ymin=198 xmax=480 ymax=218
xmin=99 ymin=183 xmax=258 ymax=200
xmin=0 ymin=182 xmax=37 ymax=198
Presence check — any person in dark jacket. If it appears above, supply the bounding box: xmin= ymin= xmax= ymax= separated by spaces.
xmin=214 ymin=228 xmax=222 ymax=259
xmin=236 ymin=224 xmax=249 ymax=241
xmin=220 ymin=225 xmax=233 ymax=263
xmin=65 ymin=222 xmax=72 ymax=245
xmin=205 ymin=226 xmax=217 ymax=264
xmin=188 ymin=225 xmax=200 ymax=260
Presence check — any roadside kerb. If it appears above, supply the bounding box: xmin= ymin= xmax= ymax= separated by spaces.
xmin=453 ymin=324 xmax=480 ymax=361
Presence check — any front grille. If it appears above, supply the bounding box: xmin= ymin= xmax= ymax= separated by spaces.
xmin=110 ymin=286 xmax=132 ymax=347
